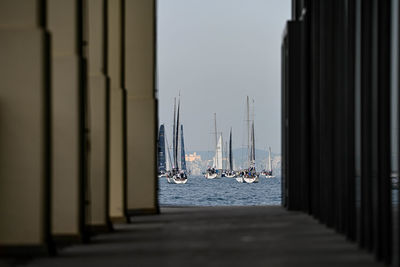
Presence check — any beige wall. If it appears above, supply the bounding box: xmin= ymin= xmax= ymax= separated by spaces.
xmin=48 ymin=0 xmax=82 ymax=237
xmin=0 ymin=0 xmax=49 ymax=245
xmin=125 ymin=0 xmax=158 ymax=213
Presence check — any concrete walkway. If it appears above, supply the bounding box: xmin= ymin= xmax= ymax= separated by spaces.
xmin=2 ymin=206 xmax=383 ymax=267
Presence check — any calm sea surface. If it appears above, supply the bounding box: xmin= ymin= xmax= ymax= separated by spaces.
xmin=159 ymin=175 xmax=282 ymax=206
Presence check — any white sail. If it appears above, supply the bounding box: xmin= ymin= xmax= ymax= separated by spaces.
xmin=224 ymin=140 xmax=228 ymax=170
xmin=165 ymin=134 xmax=172 ymax=171
xmin=215 ymin=134 xmax=223 ymax=169
xmin=212 ymin=113 xmax=218 ymax=168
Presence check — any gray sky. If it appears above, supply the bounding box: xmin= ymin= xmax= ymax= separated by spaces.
xmin=157 ymin=0 xmax=291 ymax=153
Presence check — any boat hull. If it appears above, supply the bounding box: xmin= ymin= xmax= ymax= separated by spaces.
xmin=205 ymin=173 xmax=218 ymax=179
xmin=243 ymin=176 xmax=259 ymax=183
xmin=226 ymin=174 xmax=236 ymax=178
xmin=235 ymin=177 xmax=244 ymax=183
xmin=173 ymin=178 xmax=188 ymax=184
xmin=167 ymin=175 xmax=188 ymax=184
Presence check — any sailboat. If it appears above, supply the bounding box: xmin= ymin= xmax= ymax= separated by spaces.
xmin=168 ymin=97 xmax=188 ymax=184
xmin=205 ymin=113 xmax=221 ymax=179
xmin=242 ymin=96 xmax=259 ymax=184
xmin=157 ymin=124 xmax=167 ymax=178
xmin=262 ymin=146 xmax=275 ymax=178
xmin=225 ymin=128 xmax=236 ymax=178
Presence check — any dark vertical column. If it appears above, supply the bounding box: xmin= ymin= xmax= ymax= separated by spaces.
xmin=345 ymin=0 xmax=357 ymax=241
xmin=283 ymin=0 xmax=393 ymax=263
xmin=376 ymin=0 xmax=392 ymax=263
xmin=281 ymin=30 xmax=286 ymax=207
xmin=299 ymin=17 xmax=310 ymax=213
xmin=370 ymin=0 xmax=380 ymax=257
xmin=309 ymin=0 xmax=321 ymax=219
xmin=319 ymin=0 xmax=336 ymax=227
xmin=333 ymin=0 xmax=344 ymax=232
xmin=289 ymin=21 xmax=301 ymax=210
xmin=354 ymin=0 xmax=363 ymax=244
xmin=331 ymin=0 xmax=356 ymax=237
xmin=282 ymin=20 xmax=308 ymax=211
xmin=360 ymin=0 xmax=392 ymax=262
xmin=360 ymin=0 xmax=373 ymax=251
xmin=398 ymin=0 xmax=400 ymax=265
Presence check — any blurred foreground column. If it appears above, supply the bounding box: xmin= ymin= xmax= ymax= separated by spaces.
xmin=125 ymin=0 xmax=158 ymax=214
xmin=85 ymin=0 xmax=112 ymax=232
xmin=0 ymin=0 xmax=52 ymax=253
xmin=108 ymin=0 xmax=127 ymax=222
xmin=48 ymin=0 xmax=87 ymax=242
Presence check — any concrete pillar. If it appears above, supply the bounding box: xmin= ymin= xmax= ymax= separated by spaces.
xmin=0 ymin=0 xmax=52 ymax=253
xmin=85 ymin=0 xmax=111 ymax=231
xmin=125 ymin=0 xmax=158 ymax=214
xmin=107 ymin=0 xmax=126 ymax=222
xmin=47 ymin=0 xmax=85 ymax=242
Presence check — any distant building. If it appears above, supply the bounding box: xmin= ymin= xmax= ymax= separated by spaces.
xmin=185 ymin=152 xmax=201 ymax=162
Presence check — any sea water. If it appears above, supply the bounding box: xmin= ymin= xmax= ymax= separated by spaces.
xmin=159 ymin=175 xmax=281 ymax=206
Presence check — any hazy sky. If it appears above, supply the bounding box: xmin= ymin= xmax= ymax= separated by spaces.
xmin=157 ymin=0 xmax=291 ymax=153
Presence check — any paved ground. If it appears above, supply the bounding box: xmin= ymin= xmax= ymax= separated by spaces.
xmin=1 ymin=206 xmax=383 ymax=267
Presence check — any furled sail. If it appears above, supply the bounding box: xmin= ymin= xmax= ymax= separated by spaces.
xmin=157 ymin=124 xmax=166 ymax=172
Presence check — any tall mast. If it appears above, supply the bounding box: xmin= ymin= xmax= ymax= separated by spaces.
xmin=220 ymin=136 xmax=224 ymax=169
xmin=175 ymin=99 xmax=180 ymax=169
xmin=252 ymin=122 xmax=255 ymax=164
xmin=268 ymin=146 xmax=272 ymax=172
xmin=214 ymin=113 xmax=218 ymax=168
xmin=246 ymin=96 xmax=250 ymax=167
xmin=252 ymin=98 xmax=255 ymax=164
xmin=172 ymin=98 xmax=176 ymax=168
xmin=229 ymin=128 xmax=233 ymax=171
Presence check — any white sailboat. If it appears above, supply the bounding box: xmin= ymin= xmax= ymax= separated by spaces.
xmin=166 ymin=98 xmax=177 ymax=184
xmin=242 ymin=96 xmax=259 ymax=184
xmin=263 ymin=146 xmax=275 ymax=178
xmin=205 ymin=113 xmax=221 ymax=179
xmin=168 ymin=97 xmax=188 ymax=184
xmin=173 ymin=124 xmax=188 ymax=184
